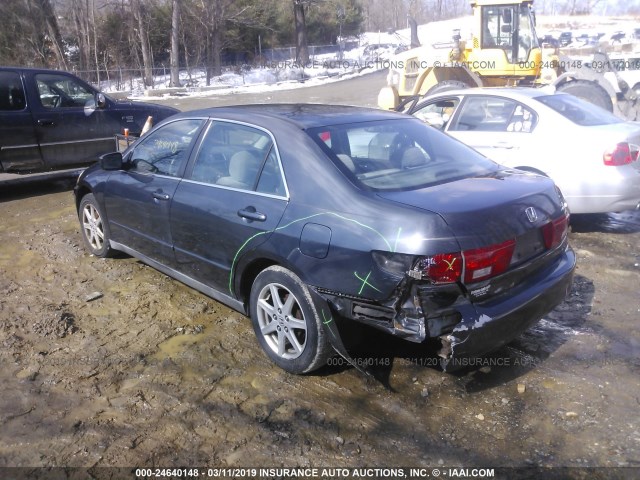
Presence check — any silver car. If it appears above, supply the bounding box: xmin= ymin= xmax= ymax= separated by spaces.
xmin=410 ymin=87 xmax=640 ymax=214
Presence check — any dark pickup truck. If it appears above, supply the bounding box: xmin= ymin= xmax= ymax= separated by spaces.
xmin=0 ymin=67 xmax=179 ymax=173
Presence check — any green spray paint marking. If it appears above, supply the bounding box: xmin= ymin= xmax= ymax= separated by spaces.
xmin=228 ymin=211 xmax=393 ymax=295
xmin=321 ymin=310 xmax=342 ymax=344
xmin=354 ymin=270 xmax=382 ymax=295
xmin=393 ymin=227 xmax=402 ymax=253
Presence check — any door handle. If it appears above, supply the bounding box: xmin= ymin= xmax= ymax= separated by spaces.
xmin=493 ymin=142 xmax=514 ymax=149
xmin=37 ymin=119 xmax=55 ymax=127
xmin=152 ymin=191 xmax=170 ymax=201
xmin=238 ymin=207 xmax=266 ymax=222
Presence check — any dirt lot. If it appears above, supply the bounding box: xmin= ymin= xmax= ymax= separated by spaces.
xmin=1 ymin=176 xmax=639 ymax=477
xmin=1 ymin=74 xmax=640 ymax=477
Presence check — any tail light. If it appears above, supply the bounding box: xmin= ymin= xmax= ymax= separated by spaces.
xmin=412 ymin=214 xmax=569 ymax=286
xmin=416 ymin=253 xmax=463 ymax=284
xmin=463 ymin=239 xmax=516 ymax=283
xmin=415 ymin=240 xmax=515 ymax=285
xmin=542 ymin=213 xmax=569 ymax=250
xmin=603 ymin=142 xmax=639 ymax=166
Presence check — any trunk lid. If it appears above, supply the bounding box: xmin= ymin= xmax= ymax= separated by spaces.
xmin=378 ymin=170 xmax=568 ymax=294
xmin=377 ymin=169 xmax=564 ymax=251
xmin=586 ymin=121 xmax=640 ymax=144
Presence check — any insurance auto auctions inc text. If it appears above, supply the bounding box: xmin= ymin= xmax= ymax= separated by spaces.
xmin=259 ymin=60 xmax=497 ymax=70
xmin=204 ymin=467 xmax=496 ymax=478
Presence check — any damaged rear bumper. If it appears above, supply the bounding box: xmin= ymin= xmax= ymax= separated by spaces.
xmin=315 ymin=245 xmax=576 ymax=372
xmin=440 ymin=246 xmax=576 ymax=371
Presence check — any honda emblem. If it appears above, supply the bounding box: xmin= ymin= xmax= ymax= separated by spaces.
xmin=525 ymin=207 xmax=538 ymax=223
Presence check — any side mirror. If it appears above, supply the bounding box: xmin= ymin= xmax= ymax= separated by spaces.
xmin=501 ymin=24 xmax=512 ymax=34
xmin=502 ymin=9 xmax=512 ymax=24
xmin=96 ymin=92 xmax=107 ymax=109
xmin=100 ymin=152 xmax=123 ymax=170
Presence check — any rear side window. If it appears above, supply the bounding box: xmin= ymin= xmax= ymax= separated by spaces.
xmin=0 ymin=71 xmax=26 ymax=111
xmin=534 ymin=94 xmax=621 ymax=126
xmin=189 ymin=121 xmax=286 ymax=196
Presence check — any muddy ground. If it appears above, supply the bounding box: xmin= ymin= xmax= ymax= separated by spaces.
xmin=1 ymin=181 xmax=639 ymax=477
xmin=1 ymin=74 xmax=640 ymax=477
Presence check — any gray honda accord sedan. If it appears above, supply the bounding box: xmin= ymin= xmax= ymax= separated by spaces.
xmin=74 ymin=104 xmax=576 ymax=374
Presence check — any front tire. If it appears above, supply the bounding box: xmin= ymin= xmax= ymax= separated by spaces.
xmin=250 ymin=266 xmax=331 ymax=374
xmin=79 ymin=193 xmax=113 ymax=258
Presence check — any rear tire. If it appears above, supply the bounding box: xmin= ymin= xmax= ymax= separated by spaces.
xmin=556 ymin=80 xmax=613 ymax=112
xmin=427 ymin=80 xmax=470 ymax=95
xmin=250 ymin=266 xmax=331 ymax=374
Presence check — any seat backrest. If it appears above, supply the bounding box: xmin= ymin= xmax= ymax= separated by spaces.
xmin=368 ymin=132 xmax=412 ymax=167
xmin=217 ymin=150 xmax=261 ymax=189
xmin=336 ymin=153 xmax=356 ymax=173
xmin=400 ymin=147 xmax=428 ymax=169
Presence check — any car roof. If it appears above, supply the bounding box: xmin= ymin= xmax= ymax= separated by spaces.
xmin=426 ymin=87 xmax=558 ymax=101
xmin=170 ymin=104 xmax=408 ymax=129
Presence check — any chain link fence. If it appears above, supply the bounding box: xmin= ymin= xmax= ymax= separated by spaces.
xmin=72 ymin=42 xmax=364 ymax=94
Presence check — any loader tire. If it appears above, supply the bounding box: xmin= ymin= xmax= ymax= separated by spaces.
xmin=556 ymin=80 xmax=613 ymax=113
xmin=427 ymin=80 xmax=470 ymax=95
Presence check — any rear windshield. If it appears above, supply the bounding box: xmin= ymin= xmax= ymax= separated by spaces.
xmin=534 ymin=94 xmax=622 ymax=126
xmin=307 ymin=118 xmax=499 ymax=192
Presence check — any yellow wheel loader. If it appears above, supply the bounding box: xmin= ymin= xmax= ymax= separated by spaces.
xmin=378 ymin=0 xmax=638 ymax=119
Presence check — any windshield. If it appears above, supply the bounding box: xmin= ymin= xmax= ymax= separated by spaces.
xmin=534 ymin=94 xmax=622 ymax=126
xmin=307 ymin=118 xmax=500 ymax=192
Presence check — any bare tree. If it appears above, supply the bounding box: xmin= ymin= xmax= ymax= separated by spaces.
xmin=70 ymin=0 xmax=92 ymax=73
xmin=0 ymin=0 xmax=42 ymax=65
xmin=186 ymin=0 xmax=254 ymax=85
xmin=34 ymin=0 xmax=67 ymax=69
xmin=293 ymin=0 xmax=309 ymax=65
xmin=197 ymin=0 xmax=227 ymax=83
xmin=132 ymin=0 xmax=154 ymax=87
xmin=0 ymin=0 xmax=364 ymax=77
xmin=170 ymin=0 xmax=181 ymax=87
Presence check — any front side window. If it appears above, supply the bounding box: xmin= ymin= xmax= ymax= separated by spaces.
xmin=129 ymin=119 xmax=204 ymax=177
xmin=0 ymin=71 xmax=26 ymax=111
xmin=35 ymin=73 xmax=95 ymax=109
xmin=308 ymin=118 xmax=499 ymax=192
xmin=449 ymin=96 xmax=538 ymax=132
xmin=189 ymin=121 xmax=285 ymax=195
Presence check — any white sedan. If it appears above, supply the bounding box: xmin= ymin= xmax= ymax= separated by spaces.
xmin=409 ymin=87 xmax=640 ymax=214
